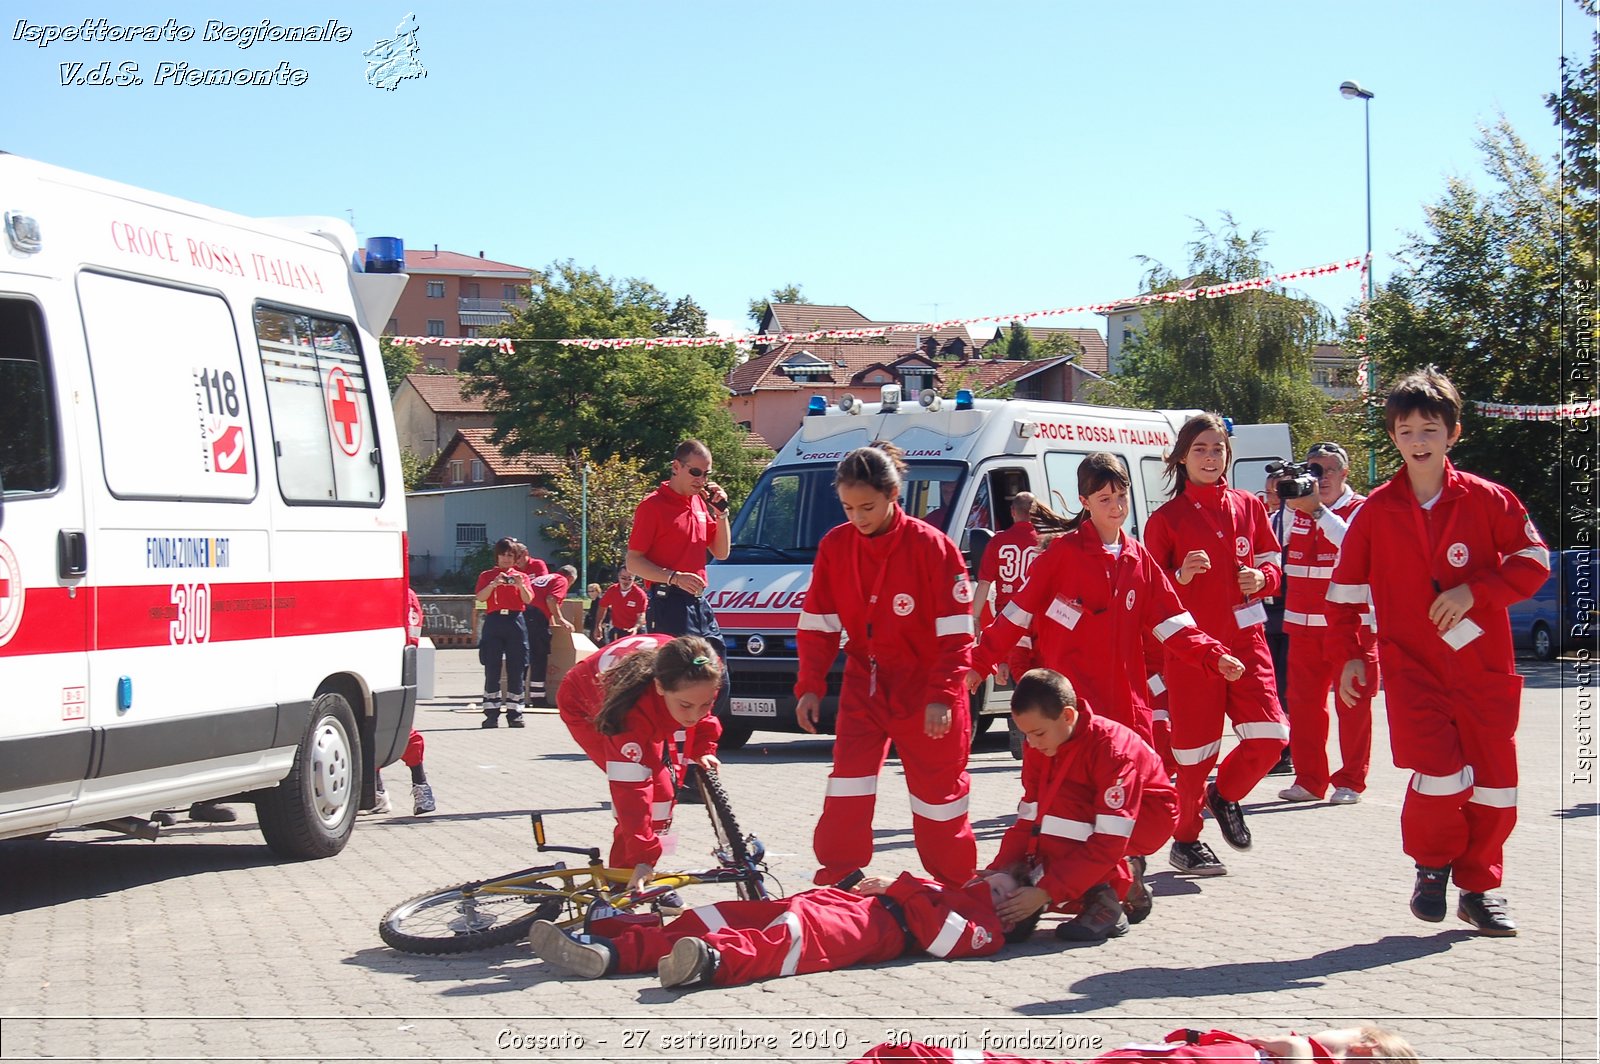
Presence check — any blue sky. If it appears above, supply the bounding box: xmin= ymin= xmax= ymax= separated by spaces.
xmin=2 ymin=2 xmax=1589 ymax=338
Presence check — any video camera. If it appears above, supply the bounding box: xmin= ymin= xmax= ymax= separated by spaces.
xmin=1265 ymin=459 xmax=1324 ymax=500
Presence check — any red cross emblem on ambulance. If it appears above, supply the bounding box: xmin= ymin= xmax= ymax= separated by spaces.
xmin=0 ymin=539 xmax=23 ymax=647
xmin=326 ymin=367 xmax=363 ymax=457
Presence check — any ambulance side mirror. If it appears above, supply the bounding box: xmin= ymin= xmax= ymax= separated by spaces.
xmin=965 ymin=527 xmax=992 ymax=573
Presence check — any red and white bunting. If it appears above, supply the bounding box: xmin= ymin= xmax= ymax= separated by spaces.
xmin=1475 ymin=399 xmax=1599 ymax=421
xmin=388 ymin=337 xmax=517 ymax=355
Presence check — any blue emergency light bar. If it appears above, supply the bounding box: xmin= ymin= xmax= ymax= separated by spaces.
xmin=955 ymin=389 xmax=974 ymax=410
xmin=807 ymin=395 xmax=828 ymax=416
xmin=364 ymin=236 xmax=405 ymax=274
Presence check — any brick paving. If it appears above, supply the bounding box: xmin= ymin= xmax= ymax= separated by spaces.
xmin=2 ymin=652 xmax=1594 ymax=1063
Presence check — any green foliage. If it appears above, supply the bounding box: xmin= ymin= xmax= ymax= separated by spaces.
xmin=1085 ymin=214 xmax=1333 ymax=454
xmin=1549 ymin=0 xmax=1599 ymax=269
xmin=1035 ymin=331 xmax=1085 ymax=362
xmin=461 ymin=260 xmax=764 ymax=499
xmin=379 ymin=337 xmax=420 ymax=395
xmin=1361 ymin=119 xmax=1588 ymax=546
xmin=539 ymin=451 xmax=658 ymax=576
xmin=400 ymin=448 xmax=437 ymax=491
xmin=747 ymin=283 xmax=810 ymax=326
xmin=1004 ymin=321 xmax=1035 ymax=360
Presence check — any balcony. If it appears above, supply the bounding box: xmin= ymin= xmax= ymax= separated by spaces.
xmin=458 ymin=297 xmax=529 ymax=313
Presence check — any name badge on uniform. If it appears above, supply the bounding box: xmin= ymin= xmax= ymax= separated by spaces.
xmin=1233 ymin=601 xmax=1267 ymax=629
xmin=1046 ymin=596 xmax=1083 ymax=630
xmin=1441 ymin=618 xmax=1484 ymax=651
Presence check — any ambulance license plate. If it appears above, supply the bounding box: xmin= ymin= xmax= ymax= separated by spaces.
xmin=731 ymin=698 xmax=777 ymax=718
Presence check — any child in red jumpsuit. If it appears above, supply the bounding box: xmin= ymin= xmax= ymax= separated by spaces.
xmin=527 ymin=868 xmax=1016 ymax=988
xmin=849 ymin=1025 xmax=1419 ymax=1062
xmin=1329 ymin=368 xmax=1548 ymax=936
xmin=985 ymin=669 xmax=1180 ymax=943
xmin=1145 ymin=414 xmax=1289 ymax=877
xmin=972 ymin=490 xmax=1044 ymax=683
xmin=554 ymin=633 xmax=723 ymax=891
xmin=967 ymin=453 xmax=1246 ymax=747
xmin=795 ymin=442 xmax=978 ymax=888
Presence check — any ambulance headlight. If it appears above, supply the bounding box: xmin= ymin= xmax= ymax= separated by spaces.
xmin=918 ymin=389 xmax=943 ymax=412
xmin=880 ymin=384 xmax=902 ymax=411
xmin=807 ymin=395 xmax=828 ymax=417
xmin=955 ymin=389 xmax=975 ymax=410
xmin=838 ymin=393 xmax=863 ymax=415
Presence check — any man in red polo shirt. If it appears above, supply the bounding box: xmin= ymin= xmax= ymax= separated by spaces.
xmin=626 ymin=439 xmax=733 ymax=797
xmin=526 ymin=564 xmax=577 ymax=708
xmin=594 ymin=568 xmax=649 ymax=644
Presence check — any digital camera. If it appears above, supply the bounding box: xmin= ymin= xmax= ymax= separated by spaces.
xmin=1265 ymin=459 xmax=1323 ymax=499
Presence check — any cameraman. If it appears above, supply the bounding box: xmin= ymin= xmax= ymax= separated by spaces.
xmin=626 ymin=440 xmax=733 ymax=800
xmin=1261 ymin=471 xmax=1294 ymax=776
xmin=1277 ymin=442 xmax=1375 ymax=805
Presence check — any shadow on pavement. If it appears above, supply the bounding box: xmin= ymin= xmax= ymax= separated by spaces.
xmin=1018 ymin=932 xmax=1473 ymax=1013
xmin=1517 ymin=661 xmax=1575 ymax=690
xmin=1555 ymin=802 xmax=1598 ymax=819
xmin=1 ymin=836 xmax=279 ymax=914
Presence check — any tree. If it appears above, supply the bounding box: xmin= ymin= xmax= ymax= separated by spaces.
xmin=747 ymin=283 xmax=810 ymax=326
xmin=462 ymin=260 xmax=768 ymax=502
xmin=539 ymin=451 xmax=658 ymax=578
xmin=400 ymin=448 xmax=437 ymax=491
xmin=1086 ymin=214 xmax=1332 ymax=455
xmin=1360 ymin=118 xmax=1585 ymax=546
xmin=1003 ymin=321 xmax=1034 ymax=360
xmin=1548 ymin=0 xmax=1598 ymax=269
xmin=1035 ymin=330 xmax=1085 ymax=362
xmin=379 ymin=337 xmax=419 ymax=395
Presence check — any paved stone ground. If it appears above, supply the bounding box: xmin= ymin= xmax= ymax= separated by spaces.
xmin=2 ymin=651 xmax=1595 ymax=1064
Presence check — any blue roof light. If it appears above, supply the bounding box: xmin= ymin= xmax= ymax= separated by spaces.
xmin=1223 ymin=416 xmax=1236 ymax=436
xmin=806 ymin=395 xmax=828 ymax=416
xmin=954 ymin=388 xmax=975 ymax=410
xmin=364 ymin=236 xmax=405 ymax=274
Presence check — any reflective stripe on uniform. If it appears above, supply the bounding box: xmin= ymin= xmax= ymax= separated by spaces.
xmin=606 ymin=761 xmax=652 ymax=783
xmin=689 ymin=903 xmax=728 ymax=933
xmin=1410 ymin=766 xmax=1475 ymax=796
xmin=1094 ymin=814 xmax=1136 ymax=838
xmin=910 ymin=792 xmax=970 ymax=822
xmin=1255 ymin=551 xmax=1282 ymax=567
xmin=1511 ymin=545 xmax=1551 ymax=569
xmin=798 ymin=611 xmax=842 ymax=633
xmin=651 ymin=801 xmax=674 ymax=821
xmin=1038 ymin=815 xmax=1092 ymax=841
xmin=936 ymin=614 xmax=975 ymax=637
xmin=1152 ymin=707 xmax=1170 ymax=722
xmin=1284 ymin=564 xmax=1335 ymax=579
xmin=1172 ymin=740 xmax=1222 ymax=765
xmin=1016 ymin=800 xmax=1039 ymax=820
xmin=1017 ymin=635 xmax=1034 ymax=649
xmin=1235 ymin=720 xmax=1290 ymax=742
xmin=924 ymin=911 xmax=969 ymax=958
xmin=770 ymin=911 xmax=803 ymax=976
xmin=1002 ymin=601 xmax=1034 ymax=627
xmin=825 ymin=775 xmax=879 ymax=798
xmin=1153 ymin=611 xmax=1198 ymax=640
xmin=1469 ymin=785 xmax=1518 ymax=808
xmin=1283 ymin=610 xmax=1328 ymax=626
xmin=1326 ymin=582 xmax=1372 ymax=604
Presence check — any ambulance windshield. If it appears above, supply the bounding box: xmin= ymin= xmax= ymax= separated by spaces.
xmin=726 ymin=461 xmax=968 ymax=561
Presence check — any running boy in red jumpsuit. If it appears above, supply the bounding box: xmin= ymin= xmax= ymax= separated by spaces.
xmin=972 ymin=491 xmax=1043 ymax=683
xmin=1328 ymin=369 xmax=1548 ymax=935
xmin=986 ymin=670 xmax=1179 ymax=943
xmin=796 ymin=442 xmax=978 ymax=888
xmin=850 ymin=1025 xmax=1419 ymax=1062
xmin=1145 ymin=414 xmax=1289 ymax=876
xmin=528 ymin=867 xmax=1017 ymax=989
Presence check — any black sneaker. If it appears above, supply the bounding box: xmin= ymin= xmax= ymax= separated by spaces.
xmin=1168 ymin=840 xmax=1227 ymax=876
xmin=188 ymin=802 xmax=237 ymax=823
xmin=527 ymin=920 xmax=616 ymax=978
xmin=658 ymin=937 xmax=719 ymax=988
xmin=1055 ymin=883 xmax=1130 ymax=942
xmin=1457 ymin=891 xmax=1518 ymax=936
xmin=652 ymin=890 xmax=686 ymax=913
xmin=1410 ymin=865 xmax=1451 ymax=923
xmin=1122 ymin=855 xmax=1153 ymax=924
xmin=480 ymin=717 xmax=499 ymax=729
xmin=506 ymin=712 xmax=526 ymax=728
xmin=1266 ymin=748 xmax=1295 ymax=776
xmin=1205 ymin=781 xmax=1252 ymax=851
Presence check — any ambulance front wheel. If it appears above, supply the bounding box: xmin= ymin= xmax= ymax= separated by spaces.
xmin=257 ymin=691 xmax=360 ymax=860
xmin=717 ymin=719 xmax=755 ymax=751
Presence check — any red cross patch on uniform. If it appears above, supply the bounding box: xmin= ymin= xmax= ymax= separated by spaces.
xmin=1104 ymin=782 xmax=1127 ymax=810
xmin=1234 ymin=535 xmax=1250 ymax=560
xmin=971 ymin=925 xmax=992 ymax=949
xmin=621 ymin=742 xmax=643 ymax=763
xmin=952 ymin=577 xmax=975 ymax=604
xmin=1447 ymin=542 xmax=1470 ymax=568
xmin=893 ymin=593 xmax=915 ymax=616
xmin=1126 ymin=589 xmax=1137 ymax=611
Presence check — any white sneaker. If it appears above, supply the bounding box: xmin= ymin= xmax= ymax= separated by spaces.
xmin=1277 ymin=784 xmax=1322 ymax=802
xmin=1329 ymin=787 xmax=1362 ymax=805
xmin=411 ymin=783 xmax=436 ymax=815
xmin=368 ymin=791 xmax=392 ymax=815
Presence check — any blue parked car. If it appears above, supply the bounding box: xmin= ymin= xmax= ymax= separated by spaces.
xmin=1508 ymin=549 xmax=1598 ymax=660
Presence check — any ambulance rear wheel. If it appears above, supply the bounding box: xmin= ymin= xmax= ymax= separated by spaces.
xmin=258 ymin=692 xmax=359 ymax=860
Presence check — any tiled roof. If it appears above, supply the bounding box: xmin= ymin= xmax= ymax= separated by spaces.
xmin=764 ymin=303 xmax=874 ymax=334
xmin=372 ymin=248 xmax=531 ymax=275
xmin=401 ymin=373 xmax=490 ymax=414
xmin=974 ymin=326 xmax=1109 ymax=374
xmin=727 ymin=342 xmax=1076 ymax=396
xmin=423 ymin=428 xmax=564 ymax=484
xmin=743 ymin=429 xmax=773 ymax=450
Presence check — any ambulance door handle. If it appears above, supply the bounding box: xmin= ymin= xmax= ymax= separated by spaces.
xmin=58 ymin=530 xmax=88 ymax=579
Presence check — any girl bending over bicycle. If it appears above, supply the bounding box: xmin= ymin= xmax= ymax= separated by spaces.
xmin=557 ymin=633 xmax=724 ymax=890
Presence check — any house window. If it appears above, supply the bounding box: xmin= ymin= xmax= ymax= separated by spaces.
xmin=471 ymin=459 xmax=485 ymax=483
xmin=427 ymin=319 xmax=445 ymax=337
xmin=503 ymin=284 xmax=517 ymax=300
xmin=426 ymin=281 xmax=445 ymax=298
xmin=386 ymin=317 xmax=398 ymax=334
xmin=455 ymin=523 xmax=487 ymax=548
xmin=1313 ymin=368 xmax=1331 ymax=386
xmin=449 ymin=459 xmax=464 ymax=484
xmin=463 ymin=326 xmax=479 ymax=338
xmin=902 ymin=370 xmax=934 ymax=397
xmin=424 ymin=357 xmax=447 ymax=370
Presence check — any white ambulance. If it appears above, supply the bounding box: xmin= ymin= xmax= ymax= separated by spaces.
xmin=707 ymin=387 xmax=1291 ymax=748
xmin=0 ymin=154 xmax=414 ymax=858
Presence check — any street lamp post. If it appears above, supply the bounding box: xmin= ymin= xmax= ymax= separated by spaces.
xmin=1340 ymin=79 xmax=1379 ymax=484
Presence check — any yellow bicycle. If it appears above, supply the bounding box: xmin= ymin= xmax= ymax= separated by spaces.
xmin=378 ymin=768 xmax=771 ymax=955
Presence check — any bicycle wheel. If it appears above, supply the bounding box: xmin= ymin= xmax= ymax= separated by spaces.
xmin=694 ymin=768 xmax=767 ymax=900
xmin=379 ymin=878 xmax=565 ymax=955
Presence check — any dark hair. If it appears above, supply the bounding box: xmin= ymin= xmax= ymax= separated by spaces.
xmin=835 ymin=440 xmax=908 ymax=495
xmin=558 ymin=564 xmax=578 ymax=581
xmin=1385 ymin=366 xmax=1462 ymax=435
xmin=1163 ymin=413 xmax=1231 ymax=497
xmin=493 ymin=536 xmax=517 ymax=556
xmin=594 ymin=636 xmax=722 ymax=735
xmin=1030 ymin=452 xmax=1131 ymax=535
xmin=674 ymin=439 xmax=711 ymax=463
xmin=1005 ymin=909 xmax=1044 ymax=944
xmin=1011 ymin=668 xmax=1077 ymax=719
